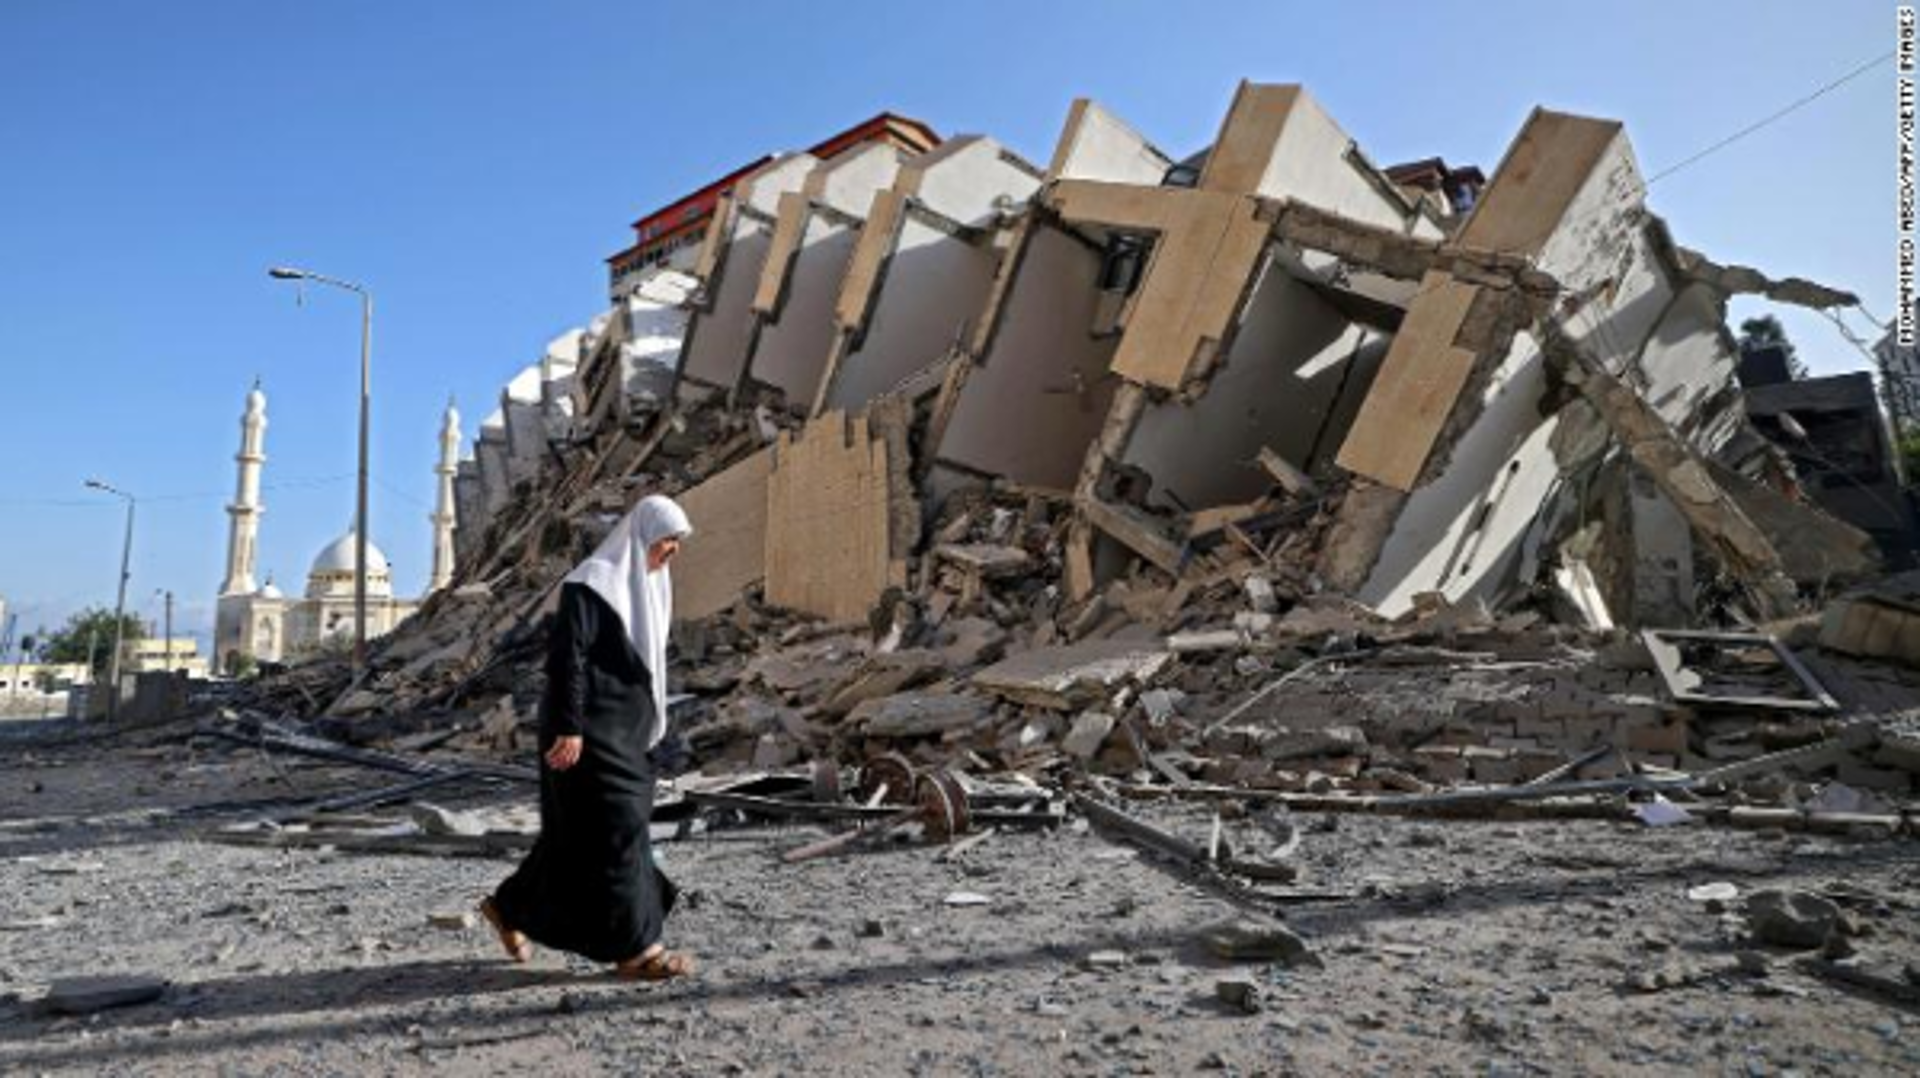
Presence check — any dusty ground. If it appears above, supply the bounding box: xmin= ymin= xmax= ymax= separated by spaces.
xmin=4 ymin=716 xmax=1920 ymax=1077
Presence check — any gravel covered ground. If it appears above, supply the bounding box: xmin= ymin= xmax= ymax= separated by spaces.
xmin=5 ymin=716 xmax=1920 ymax=1076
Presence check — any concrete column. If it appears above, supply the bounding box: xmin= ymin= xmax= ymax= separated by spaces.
xmin=429 ymin=398 xmax=460 ymax=592
xmin=222 ymin=382 xmax=267 ymax=596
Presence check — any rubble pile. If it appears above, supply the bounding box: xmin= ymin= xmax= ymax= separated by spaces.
xmin=224 ymin=81 xmax=1920 ymax=836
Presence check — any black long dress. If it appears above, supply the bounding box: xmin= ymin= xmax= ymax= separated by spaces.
xmin=492 ymin=582 xmax=677 ymax=964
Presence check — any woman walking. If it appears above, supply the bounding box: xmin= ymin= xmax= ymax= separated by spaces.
xmin=481 ymin=494 xmax=696 ymax=981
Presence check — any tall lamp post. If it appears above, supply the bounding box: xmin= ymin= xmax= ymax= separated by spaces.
xmin=153 ymin=588 xmax=174 ymax=675
xmin=268 ymin=265 xmax=373 ymax=676
xmin=84 ymin=478 xmax=135 ymax=720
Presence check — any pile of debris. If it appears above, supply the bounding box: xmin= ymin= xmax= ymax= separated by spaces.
xmin=223 ymin=80 xmax=1920 ymax=850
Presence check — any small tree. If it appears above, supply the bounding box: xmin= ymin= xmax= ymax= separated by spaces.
xmin=40 ymin=607 xmax=146 ymax=682
xmin=1738 ymin=315 xmax=1810 ymax=380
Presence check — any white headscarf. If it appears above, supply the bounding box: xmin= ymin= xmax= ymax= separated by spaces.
xmin=562 ymin=494 xmax=692 ymax=748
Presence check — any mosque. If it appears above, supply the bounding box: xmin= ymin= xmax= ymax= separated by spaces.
xmin=212 ymin=383 xmax=462 ymax=673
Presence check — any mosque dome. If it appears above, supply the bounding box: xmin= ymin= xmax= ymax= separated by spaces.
xmin=257 ymin=577 xmax=284 ymax=600
xmin=306 ymin=531 xmax=394 ymax=599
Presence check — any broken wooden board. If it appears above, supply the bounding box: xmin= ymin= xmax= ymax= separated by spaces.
xmin=1078 ymin=496 xmax=1187 ymax=575
xmin=972 ymin=639 xmax=1175 ymax=710
xmin=933 ymin=543 xmax=1032 ymax=578
xmin=673 ymin=447 xmax=775 ymax=620
xmin=1255 ymin=446 xmax=1316 ymax=498
xmin=764 ymin=411 xmax=911 ymax=624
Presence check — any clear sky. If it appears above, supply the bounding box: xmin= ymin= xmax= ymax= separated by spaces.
xmin=0 ymin=0 xmax=1896 ymax=649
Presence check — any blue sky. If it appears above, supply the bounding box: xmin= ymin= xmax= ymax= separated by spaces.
xmin=0 ymin=0 xmax=1896 ymax=649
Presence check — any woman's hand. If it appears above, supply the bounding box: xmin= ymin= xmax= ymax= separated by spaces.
xmin=545 ymin=735 xmax=584 ymax=771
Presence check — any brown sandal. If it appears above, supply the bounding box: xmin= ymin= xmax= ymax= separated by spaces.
xmin=616 ymin=948 xmax=695 ymax=982
xmin=479 ymin=897 xmax=531 ymax=963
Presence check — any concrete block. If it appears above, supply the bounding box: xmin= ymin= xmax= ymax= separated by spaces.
xmin=1063 ymin=711 xmax=1117 ymax=759
xmin=1561 ymin=715 xmax=1616 ymax=747
xmin=1513 ymin=748 xmax=1565 ymax=781
xmin=1496 ymin=699 xmax=1544 ymax=725
xmin=1468 ymin=749 xmax=1525 ymax=785
xmin=1412 ymin=745 xmax=1469 ymax=784
xmin=1540 ymin=688 xmax=1594 ymax=721
xmin=1514 ymin=713 xmax=1568 ymax=742
xmin=1264 ymin=724 xmax=1368 ymax=761
xmin=1624 ymin=717 xmax=1690 ymax=756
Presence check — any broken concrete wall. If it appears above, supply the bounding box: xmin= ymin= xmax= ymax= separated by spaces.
xmin=1054 ymin=84 xmax=1447 ymax=581
xmin=677 ymin=154 xmax=820 ymax=398
xmin=500 ymin=364 xmax=547 ymax=487
xmin=474 ymin=411 xmax=512 ymax=521
xmin=925 ymin=101 xmax=1173 ymax=493
xmin=764 ymin=409 xmax=913 ymax=622
xmin=746 ymin=144 xmax=906 ymax=405
xmin=1117 ymin=260 xmax=1389 ymax=512
xmin=452 ymin=457 xmax=483 ymax=567
xmin=1627 ymin=465 xmax=1697 ymax=627
xmin=672 ymin=447 xmax=775 ymax=621
xmin=1339 ymin=109 xmax=1736 ymax=618
xmin=1046 ymin=99 xmax=1176 ymax=185
xmin=814 ymin=137 xmax=1043 ymax=415
xmin=618 ymin=268 xmax=698 ymax=415
xmin=928 ymin=222 xmax=1122 ymax=492
xmin=539 ymin=331 xmax=583 ymax=445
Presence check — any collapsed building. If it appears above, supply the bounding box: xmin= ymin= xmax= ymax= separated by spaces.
xmin=244 ymin=83 xmax=1920 ymax=805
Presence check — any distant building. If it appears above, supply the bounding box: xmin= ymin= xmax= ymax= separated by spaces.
xmin=212 ymin=384 xmax=446 ymax=673
xmin=0 ymin=661 xmax=88 ymax=718
xmin=120 ymin=635 xmax=209 ymax=680
xmin=1739 ymin=357 xmax=1920 ymax=567
xmin=1383 ymin=157 xmax=1488 ymax=218
xmin=606 ymin=112 xmax=941 ymax=298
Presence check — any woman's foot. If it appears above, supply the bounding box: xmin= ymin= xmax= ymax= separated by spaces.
xmin=478 ymin=897 xmax=531 ymax=963
xmin=615 ymin=944 xmax=695 ymax=982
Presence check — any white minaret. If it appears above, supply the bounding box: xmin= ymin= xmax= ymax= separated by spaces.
xmin=429 ymin=397 xmax=460 ymax=593
xmin=221 ymin=381 xmax=268 ymax=596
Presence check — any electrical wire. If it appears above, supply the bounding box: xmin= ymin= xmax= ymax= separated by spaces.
xmin=1647 ymin=50 xmax=1894 ymax=185
xmin=0 ymin=474 xmax=354 ymax=509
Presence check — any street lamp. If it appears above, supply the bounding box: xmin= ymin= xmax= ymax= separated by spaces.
xmin=84 ymin=478 xmax=134 ymax=720
xmin=153 ymin=588 xmax=174 ymax=676
xmin=268 ymin=265 xmax=373 ymax=676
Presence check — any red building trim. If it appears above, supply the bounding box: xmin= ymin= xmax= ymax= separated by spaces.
xmin=609 ymin=112 xmax=941 ymax=280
